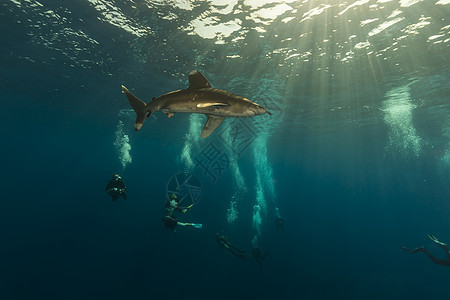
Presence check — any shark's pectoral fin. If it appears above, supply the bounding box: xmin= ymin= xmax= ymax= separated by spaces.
xmin=197 ymin=103 xmax=229 ymax=108
xmin=202 ymin=115 xmax=225 ymax=138
xmin=164 ymin=112 xmax=174 ymax=118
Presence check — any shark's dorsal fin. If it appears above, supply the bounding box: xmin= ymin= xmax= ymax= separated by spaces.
xmin=197 ymin=103 xmax=229 ymax=108
xmin=201 ymin=115 xmax=225 ymax=138
xmin=189 ymin=70 xmax=211 ymax=89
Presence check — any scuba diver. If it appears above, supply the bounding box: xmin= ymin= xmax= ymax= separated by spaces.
xmin=402 ymin=234 xmax=450 ymax=267
xmin=251 ymin=237 xmax=271 ymax=268
xmin=105 ymin=173 xmax=127 ymax=201
xmin=275 ymin=207 xmax=284 ymax=232
xmin=162 ymin=194 xmax=202 ymax=231
xmin=215 ymin=233 xmax=245 ymax=259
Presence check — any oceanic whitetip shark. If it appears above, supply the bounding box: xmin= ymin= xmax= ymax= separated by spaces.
xmin=122 ymin=70 xmax=272 ymax=138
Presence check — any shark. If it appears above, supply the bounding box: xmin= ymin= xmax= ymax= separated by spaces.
xmin=121 ymin=70 xmax=272 ymax=138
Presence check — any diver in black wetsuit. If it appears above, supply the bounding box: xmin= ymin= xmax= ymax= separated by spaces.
xmin=251 ymin=237 xmax=271 ymax=268
xmin=162 ymin=194 xmax=202 ymax=231
xmin=105 ymin=173 xmax=127 ymax=201
xmin=402 ymin=234 xmax=450 ymax=267
xmin=216 ymin=233 xmax=245 ymax=259
xmin=275 ymin=207 xmax=284 ymax=232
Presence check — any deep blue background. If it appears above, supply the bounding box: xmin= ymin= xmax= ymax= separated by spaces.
xmin=2 ymin=87 xmax=450 ymax=299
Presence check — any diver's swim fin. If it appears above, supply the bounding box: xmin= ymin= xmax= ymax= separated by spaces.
xmin=192 ymin=223 xmax=202 ymax=229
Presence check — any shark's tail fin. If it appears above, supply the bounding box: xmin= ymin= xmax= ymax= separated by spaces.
xmin=121 ymin=85 xmax=148 ymax=131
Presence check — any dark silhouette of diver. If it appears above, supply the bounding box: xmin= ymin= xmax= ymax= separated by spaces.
xmin=162 ymin=194 xmax=202 ymax=231
xmin=402 ymin=234 xmax=450 ymax=267
xmin=251 ymin=237 xmax=271 ymax=268
xmin=216 ymin=233 xmax=245 ymax=259
xmin=275 ymin=207 xmax=284 ymax=232
xmin=105 ymin=173 xmax=127 ymax=201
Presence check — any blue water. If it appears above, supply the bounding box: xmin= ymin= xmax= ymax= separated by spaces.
xmin=1 ymin=0 xmax=450 ymax=299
